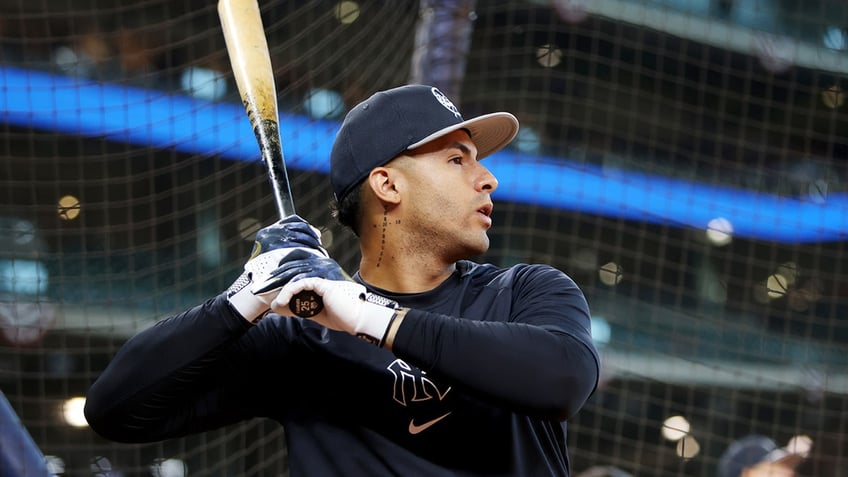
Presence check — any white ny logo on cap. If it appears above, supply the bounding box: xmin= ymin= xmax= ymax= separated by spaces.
xmin=430 ymin=87 xmax=462 ymax=119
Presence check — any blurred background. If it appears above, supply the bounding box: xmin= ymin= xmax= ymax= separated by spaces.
xmin=0 ymin=0 xmax=846 ymax=475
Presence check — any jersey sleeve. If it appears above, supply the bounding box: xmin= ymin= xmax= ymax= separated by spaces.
xmin=84 ymin=294 xmax=293 ymax=443
xmin=390 ymin=265 xmax=600 ymax=421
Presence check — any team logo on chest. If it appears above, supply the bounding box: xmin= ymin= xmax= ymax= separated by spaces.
xmin=387 ymin=359 xmax=452 ymax=434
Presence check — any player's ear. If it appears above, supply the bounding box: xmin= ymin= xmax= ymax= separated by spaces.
xmin=367 ymin=166 xmax=401 ymax=205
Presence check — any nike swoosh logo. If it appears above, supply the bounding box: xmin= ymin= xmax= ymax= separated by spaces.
xmin=408 ymin=412 xmax=451 ymax=435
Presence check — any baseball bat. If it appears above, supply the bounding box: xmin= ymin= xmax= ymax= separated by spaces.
xmin=218 ymin=0 xmax=323 ymax=318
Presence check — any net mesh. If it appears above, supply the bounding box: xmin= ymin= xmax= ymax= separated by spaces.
xmin=1 ymin=0 xmax=846 ymax=475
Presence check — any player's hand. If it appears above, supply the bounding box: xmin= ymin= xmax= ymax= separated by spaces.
xmin=252 ymin=254 xmax=351 ymax=294
xmin=270 ymin=277 xmax=401 ymax=347
xmin=227 ymin=215 xmax=327 ymax=321
xmin=250 ymin=253 xmax=352 ymax=317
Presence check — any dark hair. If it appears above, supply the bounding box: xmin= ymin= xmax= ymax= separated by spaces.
xmin=330 ymin=181 xmax=364 ymax=236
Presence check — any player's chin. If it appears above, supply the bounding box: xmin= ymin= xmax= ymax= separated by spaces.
xmin=464 ymin=233 xmax=490 ymax=257
xmin=453 ymin=223 xmax=491 ymax=256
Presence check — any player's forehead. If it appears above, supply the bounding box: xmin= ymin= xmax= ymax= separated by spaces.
xmin=406 ymin=129 xmax=477 ymax=157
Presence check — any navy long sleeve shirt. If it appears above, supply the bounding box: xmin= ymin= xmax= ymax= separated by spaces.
xmin=85 ymin=260 xmax=600 ymax=476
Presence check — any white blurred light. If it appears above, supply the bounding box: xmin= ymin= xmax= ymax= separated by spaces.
xmin=52 ymin=46 xmax=92 ymax=77
xmin=823 ymin=27 xmax=847 ymax=50
xmin=334 ymin=1 xmax=361 ymax=24
xmin=536 ymin=44 xmax=563 ymax=68
xmin=598 ymin=261 xmax=623 ymax=286
xmin=180 ymin=66 xmax=227 ymax=101
xmin=786 ymin=434 xmax=813 ymax=457
xmin=303 ymin=88 xmax=345 ymax=119
xmin=90 ymin=456 xmax=114 ymax=476
xmin=151 ymin=458 xmax=188 ymax=477
xmin=705 ymin=217 xmax=733 ymax=246
xmin=821 ymin=85 xmax=844 ymax=109
xmin=52 ymin=46 xmax=78 ymax=71
xmin=0 ymin=259 xmax=49 ymax=295
xmin=44 ymin=455 xmax=66 ymax=475
xmin=661 ymin=415 xmax=690 ymax=441
xmin=514 ymin=127 xmax=541 ymax=154
xmin=62 ymin=396 xmax=88 ymax=428
xmin=57 ymin=194 xmax=81 ymax=220
xmin=590 ymin=317 xmax=610 ymax=346
xmin=676 ymin=435 xmax=700 ymax=459
xmin=12 ymin=219 xmax=35 ymax=245
xmin=766 ymin=273 xmax=789 ymax=299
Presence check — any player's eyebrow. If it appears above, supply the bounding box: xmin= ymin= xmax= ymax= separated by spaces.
xmin=448 ymin=141 xmax=475 ymax=158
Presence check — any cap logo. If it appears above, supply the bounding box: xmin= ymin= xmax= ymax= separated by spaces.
xmin=431 ymin=87 xmax=461 ymax=119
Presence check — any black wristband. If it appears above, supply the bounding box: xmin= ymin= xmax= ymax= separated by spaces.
xmin=378 ymin=311 xmax=399 ymax=348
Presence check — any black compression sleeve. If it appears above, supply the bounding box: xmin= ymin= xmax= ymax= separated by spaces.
xmin=391 ymin=310 xmax=599 ymax=421
xmin=85 ymin=294 xmax=255 ymax=442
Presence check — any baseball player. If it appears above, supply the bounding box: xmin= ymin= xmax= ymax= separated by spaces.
xmin=718 ymin=434 xmax=810 ymax=477
xmin=85 ymin=85 xmax=600 ymax=476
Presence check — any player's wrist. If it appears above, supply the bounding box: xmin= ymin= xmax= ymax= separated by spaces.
xmin=227 ymin=282 xmax=270 ymax=323
xmin=382 ymin=308 xmax=408 ymax=350
xmin=226 ymin=245 xmax=327 ymax=323
xmin=353 ymin=301 xmax=396 ymax=346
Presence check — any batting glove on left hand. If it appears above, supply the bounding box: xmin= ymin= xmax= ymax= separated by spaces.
xmin=249 ymin=253 xmax=349 ymax=314
xmin=227 ymin=215 xmax=327 ymax=321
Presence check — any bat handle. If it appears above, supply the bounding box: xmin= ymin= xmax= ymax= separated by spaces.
xmin=289 ymin=290 xmax=323 ymax=318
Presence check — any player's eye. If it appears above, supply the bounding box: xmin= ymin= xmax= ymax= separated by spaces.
xmin=448 ymin=156 xmax=463 ymax=165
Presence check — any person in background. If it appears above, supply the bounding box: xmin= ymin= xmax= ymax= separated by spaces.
xmin=718 ymin=434 xmax=812 ymax=477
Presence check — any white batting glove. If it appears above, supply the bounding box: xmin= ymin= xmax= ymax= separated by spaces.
xmin=226 ymin=216 xmax=327 ymax=322
xmin=270 ymin=277 xmax=399 ymax=346
xmin=227 ymin=248 xmax=326 ymax=321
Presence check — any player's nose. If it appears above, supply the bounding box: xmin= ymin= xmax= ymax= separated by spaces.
xmin=476 ymin=162 xmax=498 ymax=193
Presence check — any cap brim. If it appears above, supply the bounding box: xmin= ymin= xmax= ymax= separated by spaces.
xmin=768 ymin=449 xmax=807 ymax=468
xmin=408 ymin=112 xmax=519 ymax=159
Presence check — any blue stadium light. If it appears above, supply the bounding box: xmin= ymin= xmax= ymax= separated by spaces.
xmin=1 ymin=66 xmax=846 ymax=243
xmin=302 ymin=88 xmax=345 ymax=119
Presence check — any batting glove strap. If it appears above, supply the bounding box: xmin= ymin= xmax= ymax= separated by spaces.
xmin=363 ymin=292 xmax=399 ymax=310
xmin=227 ymin=280 xmax=273 ymax=322
xmin=343 ymin=286 xmax=398 ymax=345
xmin=353 ymin=300 xmax=397 ymax=346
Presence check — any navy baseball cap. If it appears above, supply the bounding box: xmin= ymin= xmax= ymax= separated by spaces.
xmin=329 ymin=84 xmax=519 ymax=204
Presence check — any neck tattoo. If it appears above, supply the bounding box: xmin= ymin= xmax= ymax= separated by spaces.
xmin=376 ymin=209 xmax=388 ymax=267
xmin=374 ymin=208 xmax=400 ymax=268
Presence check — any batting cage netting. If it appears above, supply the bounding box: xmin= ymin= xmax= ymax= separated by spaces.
xmin=1 ymin=0 xmax=846 ymax=475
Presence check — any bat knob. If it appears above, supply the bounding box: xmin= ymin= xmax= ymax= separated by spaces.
xmin=289 ymin=290 xmax=323 ymax=318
